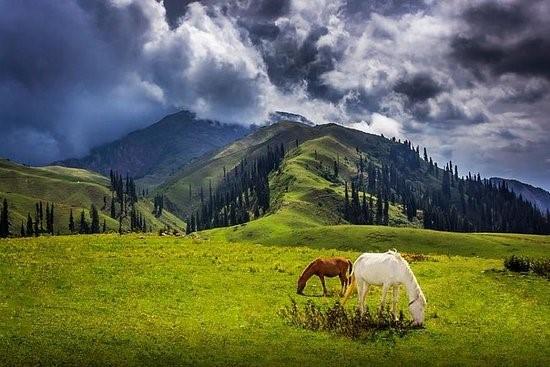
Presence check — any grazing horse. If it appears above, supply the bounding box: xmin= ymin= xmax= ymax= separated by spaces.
xmin=297 ymin=257 xmax=353 ymax=296
xmin=343 ymin=249 xmax=427 ymax=326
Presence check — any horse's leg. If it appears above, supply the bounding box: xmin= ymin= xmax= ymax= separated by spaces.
xmin=392 ymin=285 xmax=400 ymax=320
xmin=379 ymin=283 xmax=390 ymax=312
xmin=339 ymin=273 xmax=347 ymax=296
xmin=357 ymin=281 xmax=368 ymax=314
xmin=319 ymin=275 xmax=327 ymax=296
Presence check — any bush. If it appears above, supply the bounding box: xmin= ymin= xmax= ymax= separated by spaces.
xmin=279 ymin=299 xmax=412 ymax=341
xmin=531 ymin=259 xmax=550 ymax=279
xmin=504 ymin=255 xmax=531 ymax=273
xmin=504 ymin=255 xmax=549 ymax=278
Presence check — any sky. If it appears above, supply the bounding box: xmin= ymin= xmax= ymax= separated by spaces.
xmin=0 ymin=0 xmax=549 ymax=190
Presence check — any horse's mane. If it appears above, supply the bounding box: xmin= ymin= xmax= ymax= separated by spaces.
xmin=299 ymin=259 xmax=317 ymax=279
xmin=388 ymin=249 xmax=426 ymax=304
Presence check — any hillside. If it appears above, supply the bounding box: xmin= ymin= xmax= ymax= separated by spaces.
xmin=490 ymin=177 xmax=550 ymax=213
xmin=0 ymin=159 xmax=184 ymax=235
xmin=159 ymin=121 xmax=549 ymax=235
xmin=156 ymin=121 xmax=442 ymax=220
xmin=58 ymin=110 xmax=249 ymax=188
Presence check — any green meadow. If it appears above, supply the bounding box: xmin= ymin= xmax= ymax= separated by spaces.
xmin=0 ymin=230 xmax=549 ymax=366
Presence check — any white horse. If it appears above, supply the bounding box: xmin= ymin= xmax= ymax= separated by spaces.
xmin=343 ymin=249 xmax=427 ymax=326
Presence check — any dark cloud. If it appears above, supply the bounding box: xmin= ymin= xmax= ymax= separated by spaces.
xmin=343 ymin=0 xmax=428 ymax=18
xmin=394 ymin=73 xmax=443 ymax=103
xmin=162 ymin=0 xmax=197 ymax=27
xmin=462 ymin=1 xmax=528 ymax=35
xmin=0 ymin=0 xmax=549 ymax=189
xmin=452 ymin=1 xmax=550 ymax=81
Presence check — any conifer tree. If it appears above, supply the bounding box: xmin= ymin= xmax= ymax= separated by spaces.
xmin=375 ymin=192 xmax=383 ymax=225
xmin=79 ymin=211 xmax=89 ymax=234
xmin=110 ymin=197 xmax=116 ymax=218
xmin=0 ymin=198 xmax=9 ymax=237
xmin=383 ymin=196 xmax=389 ymax=225
xmin=69 ymin=209 xmax=75 ymax=233
xmin=26 ymin=213 xmax=33 ymax=237
xmin=33 ymin=214 xmax=39 ymax=237
xmin=39 ymin=201 xmax=44 ymax=232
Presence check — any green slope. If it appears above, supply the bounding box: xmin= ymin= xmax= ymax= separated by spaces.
xmin=157 ymin=121 xmax=429 ymax=223
xmin=156 ymin=121 xmax=317 ymax=217
xmin=0 ymin=159 xmax=184 ymax=234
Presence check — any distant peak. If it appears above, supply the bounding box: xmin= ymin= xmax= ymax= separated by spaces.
xmin=267 ymin=111 xmax=315 ymax=126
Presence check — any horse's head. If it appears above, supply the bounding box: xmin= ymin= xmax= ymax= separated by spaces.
xmin=408 ymin=292 xmax=427 ymax=326
xmin=296 ymin=278 xmax=306 ymax=295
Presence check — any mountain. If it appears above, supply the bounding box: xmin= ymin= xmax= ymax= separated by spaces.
xmin=58 ymin=110 xmax=250 ymax=188
xmin=0 ymin=159 xmax=184 ymax=235
xmin=490 ymin=177 xmax=550 ymax=213
xmin=157 ymin=121 xmax=549 ymax=235
xmin=156 ymin=121 xmax=435 ymax=222
xmin=267 ymin=111 xmax=315 ymax=126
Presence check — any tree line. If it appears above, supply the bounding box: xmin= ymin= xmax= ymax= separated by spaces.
xmin=186 ymin=143 xmax=285 ymax=234
xmin=109 ymin=170 xmax=148 ymax=233
xmin=338 ymin=138 xmax=550 ymax=234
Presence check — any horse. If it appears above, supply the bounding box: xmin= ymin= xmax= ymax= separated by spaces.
xmin=343 ymin=249 xmax=427 ymax=326
xmin=297 ymin=257 xmax=353 ymax=296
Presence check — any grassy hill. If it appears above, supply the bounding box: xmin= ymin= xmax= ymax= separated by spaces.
xmin=157 ymin=121 xmax=440 ymax=225
xmin=58 ymin=110 xmax=249 ymax=188
xmin=0 ymin=233 xmax=548 ymax=365
xmin=0 ymin=159 xmax=184 ymax=234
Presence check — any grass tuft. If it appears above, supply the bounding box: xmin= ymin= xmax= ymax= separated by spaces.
xmin=279 ymin=299 xmax=412 ymax=341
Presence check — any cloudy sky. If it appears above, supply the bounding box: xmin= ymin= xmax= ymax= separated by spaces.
xmin=1 ymin=0 xmax=549 ymax=189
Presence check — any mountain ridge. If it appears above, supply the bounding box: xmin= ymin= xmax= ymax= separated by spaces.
xmin=490 ymin=177 xmax=550 ymax=213
xmin=57 ymin=110 xmax=250 ymax=188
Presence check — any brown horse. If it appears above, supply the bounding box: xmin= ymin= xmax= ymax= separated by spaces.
xmin=297 ymin=257 xmax=353 ymax=296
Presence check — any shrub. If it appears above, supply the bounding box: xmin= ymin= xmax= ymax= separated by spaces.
xmin=531 ymin=259 xmax=550 ymax=279
xmin=279 ymin=299 xmax=412 ymax=341
xmin=504 ymin=255 xmax=549 ymax=278
xmin=504 ymin=255 xmax=531 ymax=273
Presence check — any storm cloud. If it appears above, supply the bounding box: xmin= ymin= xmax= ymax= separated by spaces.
xmin=0 ymin=0 xmax=549 ymax=189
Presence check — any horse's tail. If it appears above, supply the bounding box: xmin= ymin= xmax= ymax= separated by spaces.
xmin=342 ymin=273 xmax=356 ymax=305
xmin=347 ymin=259 xmax=353 ymax=275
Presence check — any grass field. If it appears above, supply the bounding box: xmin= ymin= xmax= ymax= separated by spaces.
xmin=0 ymin=231 xmax=548 ymax=366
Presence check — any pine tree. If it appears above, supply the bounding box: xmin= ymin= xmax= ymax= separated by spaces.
xmin=20 ymin=222 xmax=25 ymax=237
xmin=333 ymin=159 xmax=338 ymax=177
xmin=33 ymin=214 xmax=39 ymax=237
xmin=361 ymin=191 xmax=369 ymax=224
xmin=102 ymin=219 xmax=107 ymax=233
xmin=0 ymin=198 xmax=9 ymax=237
xmin=69 ymin=209 xmax=75 ymax=233
xmin=39 ymin=201 xmax=44 ymax=232
xmin=383 ymin=196 xmax=389 ymax=225
xmin=375 ymin=192 xmax=383 ymax=225
xmin=79 ymin=211 xmax=89 ymax=234
xmin=26 ymin=214 xmax=33 ymax=237
xmin=343 ymin=181 xmax=350 ymax=220
xmin=110 ymin=197 xmax=116 ymax=218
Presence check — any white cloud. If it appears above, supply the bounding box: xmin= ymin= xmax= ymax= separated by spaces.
xmin=348 ymin=113 xmax=403 ymax=138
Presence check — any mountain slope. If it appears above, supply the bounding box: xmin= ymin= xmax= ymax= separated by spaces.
xmin=490 ymin=177 xmax=550 ymax=213
xmin=0 ymin=159 xmax=184 ymax=234
xmin=58 ymin=110 xmax=249 ymax=188
xmin=157 ymin=122 xmax=429 ymax=222
xmin=160 ymin=121 xmax=548 ymax=235
xmin=156 ymin=121 xmax=318 ymax=217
